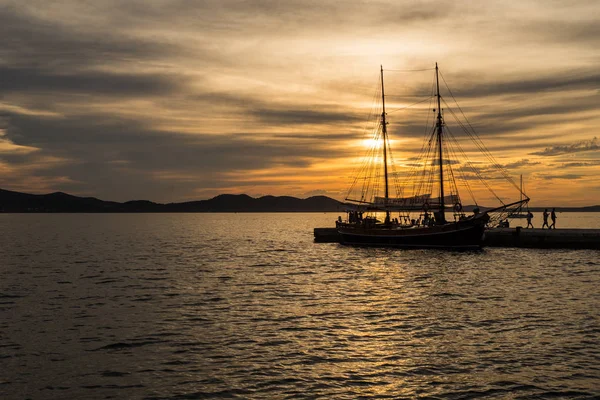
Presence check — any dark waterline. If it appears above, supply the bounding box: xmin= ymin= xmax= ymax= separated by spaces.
xmin=1 ymin=213 xmax=599 ymax=399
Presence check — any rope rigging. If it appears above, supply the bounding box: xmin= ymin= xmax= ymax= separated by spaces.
xmin=344 ymin=65 xmax=526 ymax=223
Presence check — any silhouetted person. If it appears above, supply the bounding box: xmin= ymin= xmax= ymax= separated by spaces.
xmin=526 ymin=211 xmax=534 ymax=228
xmin=542 ymin=208 xmax=549 ymax=229
xmin=550 ymin=208 xmax=557 ymax=229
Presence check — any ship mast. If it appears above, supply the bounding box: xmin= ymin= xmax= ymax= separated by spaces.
xmin=520 ymin=175 xmax=523 ymax=203
xmin=435 ymin=62 xmax=446 ymax=224
xmin=380 ymin=65 xmax=390 ymax=224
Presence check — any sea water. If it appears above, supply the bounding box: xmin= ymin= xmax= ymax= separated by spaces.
xmin=1 ymin=213 xmax=599 ymax=399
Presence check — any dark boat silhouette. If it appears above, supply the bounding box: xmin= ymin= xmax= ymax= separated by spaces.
xmin=336 ymin=64 xmax=527 ymax=249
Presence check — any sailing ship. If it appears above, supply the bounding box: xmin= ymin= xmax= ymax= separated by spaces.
xmin=336 ymin=64 xmax=528 ymax=249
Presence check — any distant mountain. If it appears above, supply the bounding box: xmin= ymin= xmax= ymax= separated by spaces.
xmin=2 ymin=188 xmax=600 ymax=213
xmin=0 ymin=188 xmax=344 ymax=213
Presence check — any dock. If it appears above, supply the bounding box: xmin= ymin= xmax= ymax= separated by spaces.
xmin=314 ymin=227 xmax=600 ymax=249
xmin=484 ymin=227 xmax=600 ymax=249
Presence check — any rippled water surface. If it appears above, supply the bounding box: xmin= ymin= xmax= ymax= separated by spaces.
xmin=1 ymin=213 xmax=600 ymax=399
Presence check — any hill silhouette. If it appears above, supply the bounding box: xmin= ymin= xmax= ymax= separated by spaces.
xmin=2 ymin=188 xmax=599 ymax=213
xmin=0 ymin=188 xmax=344 ymax=213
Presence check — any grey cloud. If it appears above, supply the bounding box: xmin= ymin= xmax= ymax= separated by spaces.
xmin=0 ymin=66 xmax=184 ymax=97
xmin=252 ymin=108 xmax=362 ymax=125
xmin=273 ymin=132 xmax=361 ymax=140
xmin=190 ymin=90 xmax=366 ymax=127
xmin=1 ymin=111 xmax=354 ymax=200
xmin=537 ymin=173 xmax=584 ymax=180
xmin=2 ymin=0 xmax=456 ymax=51
xmin=560 ymin=161 xmax=600 ymax=168
xmin=502 ymin=159 xmax=542 ymax=169
xmin=444 ymin=70 xmax=600 ymax=99
xmin=469 ymin=93 xmax=600 ymax=124
xmin=2 ymin=0 xmax=599 ymax=202
xmin=527 ymin=19 xmax=600 ymax=47
xmin=4 ymin=112 xmax=345 ymax=167
xmin=529 ymin=137 xmax=599 ymax=156
xmin=0 ymin=5 xmax=179 ymax=68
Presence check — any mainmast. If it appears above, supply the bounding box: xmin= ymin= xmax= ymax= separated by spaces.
xmin=520 ymin=175 xmax=523 ymax=202
xmin=435 ymin=62 xmax=446 ymax=224
xmin=380 ymin=65 xmax=390 ymax=224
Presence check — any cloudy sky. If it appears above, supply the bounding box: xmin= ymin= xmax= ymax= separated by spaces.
xmin=1 ymin=0 xmax=599 ymax=205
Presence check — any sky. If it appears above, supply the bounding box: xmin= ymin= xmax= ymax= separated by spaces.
xmin=1 ymin=0 xmax=599 ymax=206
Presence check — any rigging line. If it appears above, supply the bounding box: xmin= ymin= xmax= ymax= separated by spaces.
xmin=424 ymin=73 xmax=436 ymax=141
xmin=441 ymin=98 xmax=520 ymax=192
xmin=346 ymin=74 xmax=381 ymax=193
xmin=386 ymin=135 xmax=403 ymax=199
xmin=444 ymin=124 xmax=505 ymax=204
xmin=416 ymin=127 xmax=436 ymax=198
xmin=444 ymin=129 xmax=477 ymax=205
xmin=384 ymin=133 xmax=399 ymax=194
xmin=385 ymin=71 xmax=437 ymax=200
xmin=419 ymin=76 xmax=437 ymax=191
xmin=346 ymin=79 xmax=382 ymax=201
xmin=445 ymin=124 xmax=501 ymax=202
xmin=387 ymin=96 xmax=434 ymax=114
xmin=402 ymin=125 xmax=432 ymax=194
xmin=367 ymin=126 xmax=384 ymax=202
xmin=385 ymin=94 xmax=435 ymax=98
xmin=451 ymin=143 xmax=477 ymax=206
xmin=403 ymin=79 xmax=436 ymax=197
xmin=413 ymin=127 xmax=436 ymax=202
xmin=360 ymin=128 xmax=381 ymax=202
xmin=439 ymin=71 xmax=520 ymax=192
xmin=351 ymin=136 xmax=378 ymax=203
xmin=423 ymin=128 xmax=437 ymax=197
xmin=438 ymin=72 xmax=498 ymax=159
xmin=443 ymin=139 xmax=460 ymax=201
xmin=409 ymin=73 xmax=437 ymax=187
xmin=408 ymin=126 xmax=431 ymax=197
xmin=384 ymin=68 xmax=435 ymax=72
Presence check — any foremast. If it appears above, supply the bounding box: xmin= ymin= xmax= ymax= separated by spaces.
xmin=380 ymin=65 xmax=391 ymax=224
xmin=435 ymin=62 xmax=446 ymax=224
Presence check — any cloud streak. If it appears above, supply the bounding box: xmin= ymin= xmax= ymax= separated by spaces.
xmin=530 ymin=137 xmax=600 ymax=156
xmin=0 ymin=0 xmax=599 ymax=204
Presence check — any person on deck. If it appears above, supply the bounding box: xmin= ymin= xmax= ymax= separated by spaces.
xmin=542 ymin=209 xmax=549 ymax=229
xmin=526 ymin=211 xmax=534 ymax=228
xmin=423 ymin=212 xmax=430 ymax=226
xmin=550 ymin=208 xmax=557 ymax=229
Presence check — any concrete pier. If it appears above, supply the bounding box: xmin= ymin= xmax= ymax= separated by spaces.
xmin=484 ymin=227 xmax=600 ymax=249
xmin=314 ymin=227 xmax=600 ymax=249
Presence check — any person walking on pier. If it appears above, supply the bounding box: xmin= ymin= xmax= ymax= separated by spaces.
xmin=542 ymin=208 xmax=549 ymax=229
xmin=526 ymin=211 xmax=534 ymax=228
xmin=550 ymin=208 xmax=557 ymax=229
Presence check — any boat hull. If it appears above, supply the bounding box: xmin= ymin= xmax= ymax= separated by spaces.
xmin=337 ymin=216 xmax=488 ymax=249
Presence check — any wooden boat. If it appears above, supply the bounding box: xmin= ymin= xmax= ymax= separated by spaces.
xmin=336 ymin=64 xmax=527 ymax=249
